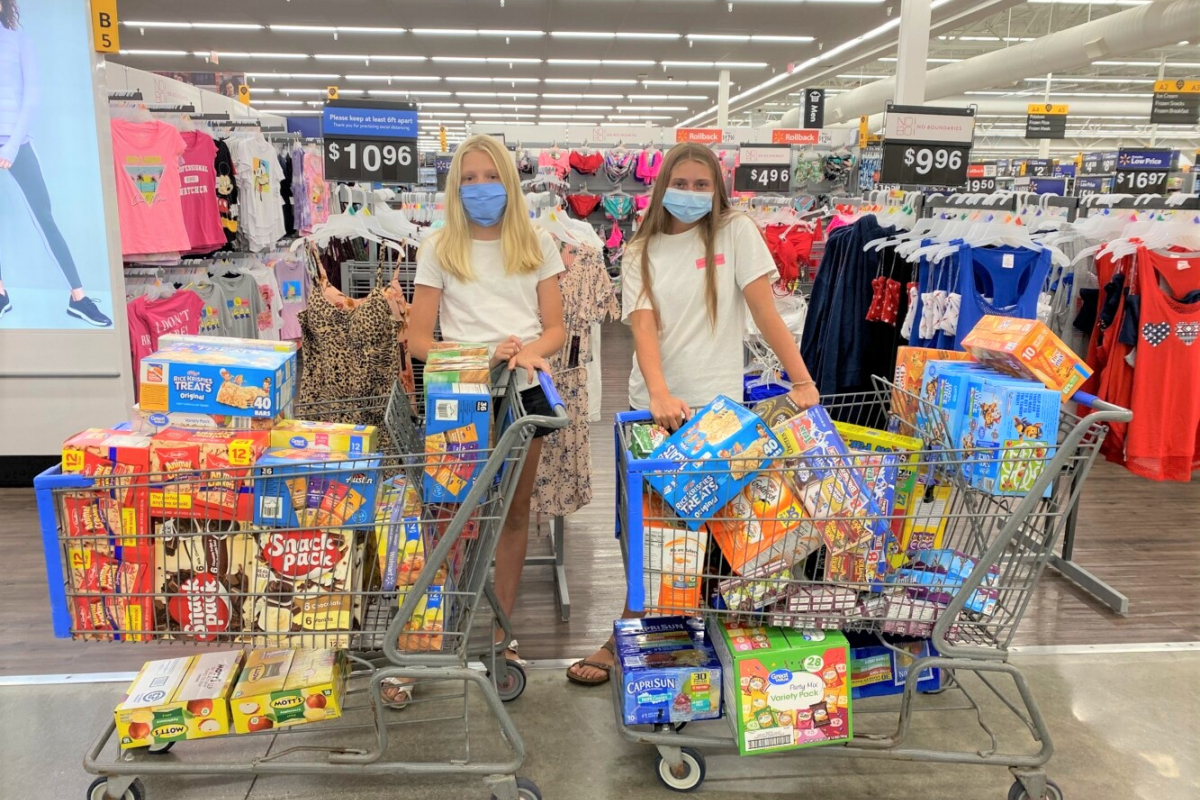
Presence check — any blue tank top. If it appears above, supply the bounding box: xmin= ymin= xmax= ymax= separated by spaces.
xmin=952 ymin=245 xmax=1052 ymax=351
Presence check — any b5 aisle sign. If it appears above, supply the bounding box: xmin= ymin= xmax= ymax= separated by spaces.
xmin=322 ymin=100 xmax=418 ymax=184
xmin=92 ymin=0 xmax=119 ymax=53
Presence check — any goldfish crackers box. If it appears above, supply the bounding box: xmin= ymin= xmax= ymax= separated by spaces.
xmin=116 ymin=651 xmax=244 ymax=749
xmin=231 ymin=648 xmax=349 ymax=734
xmin=891 ymin=347 xmax=973 ymax=433
xmin=645 ymin=395 xmax=784 ymax=530
xmin=640 ymin=492 xmax=710 ymax=615
xmin=615 ymin=616 xmax=723 ymax=726
xmin=424 ymin=382 xmax=491 ymax=504
xmin=960 ymin=315 xmax=1092 ymax=401
xmin=966 ymin=376 xmax=1060 ymax=497
xmin=139 ymin=339 xmax=296 ymax=418
xmin=710 ymin=621 xmax=852 ymax=755
xmin=149 ymin=428 xmax=270 ymax=521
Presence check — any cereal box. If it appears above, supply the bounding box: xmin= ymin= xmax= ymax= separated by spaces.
xmin=115 ymin=651 xmax=244 ymax=749
xmin=891 ymin=347 xmax=973 ymax=433
xmin=965 ymin=376 xmax=1059 ymax=497
xmin=424 ymin=383 xmax=491 ymax=504
xmin=271 ymin=419 xmax=379 ymax=456
xmin=130 ymin=404 xmax=281 ymax=434
xmin=644 ymin=395 xmax=784 ymax=529
xmin=231 ymin=648 xmax=349 ymax=734
xmin=139 ymin=340 xmax=297 ymax=419
xmin=641 ymin=492 xmax=710 ymax=615
xmin=710 ymin=621 xmax=852 ymax=755
xmin=960 ymin=315 xmax=1092 ymax=400
xmin=149 ymin=428 xmax=270 ymax=521
xmin=823 ymin=451 xmax=898 ymax=585
xmin=253 ymin=448 xmax=383 ymax=528
xmin=709 ymin=472 xmax=818 ymax=575
xmin=615 ymin=617 xmax=723 ymax=726
xmin=753 ymin=394 xmax=803 ymax=428
xmin=850 ymin=638 xmax=940 ymax=700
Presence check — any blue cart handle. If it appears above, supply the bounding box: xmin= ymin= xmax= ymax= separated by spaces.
xmin=537 ymin=369 xmax=565 ymax=412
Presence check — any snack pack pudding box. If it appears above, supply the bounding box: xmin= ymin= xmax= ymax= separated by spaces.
xmin=138 ymin=340 xmax=297 ymax=419
xmin=960 ymin=315 xmax=1092 ymax=401
xmin=230 ymin=648 xmax=349 ymax=734
xmin=710 ymin=620 xmax=852 ymax=755
xmin=614 ymin=617 xmax=723 ymax=726
xmin=115 ymin=650 xmax=244 ymax=749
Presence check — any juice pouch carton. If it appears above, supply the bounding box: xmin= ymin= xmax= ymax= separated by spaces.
xmin=850 ymin=637 xmax=940 ymax=700
xmin=614 ymin=616 xmax=707 ymax=656
xmin=116 ymin=651 xmax=244 ymax=749
xmin=772 ymin=407 xmax=887 ymax=557
xmin=710 ymin=471 xmax=817 ymax=576
xmin=231 ymin=648 xmax=348 ymax=734
xmin=253 ymin=448 xmax=383 ymax=528
xmin=640 ymin=492 xmax=710 ymax=615
xmin=272 ymin=419 xmax=379 ymax=456
xmin=615 ymin=617 xmax=723 ymax=726
xmin=891 ymin=347 xmax=973 ymax=433
xmin=139 ymin=340 xmax=296 ymax=418
xmin=966 ymin=377 xmax=1059 ymax=497
xmin=149 ymin=429 xmax=270 ymax=521
xmin=960 ymin=315 xmax=1092 ymax=400
xmin=645 ymin=395 xmax=784 ymax=529
xmin=424 ymin=382 xmax=491 ymax=504
xmin=710 ymin=620 xmax=852 ymax=755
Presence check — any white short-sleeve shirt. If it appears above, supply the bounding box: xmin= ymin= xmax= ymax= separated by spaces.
xmin=622 ymin=214 xmax=778 ymax=410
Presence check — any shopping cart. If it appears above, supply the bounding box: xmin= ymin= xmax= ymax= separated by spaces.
xmin=610 ymin=376 xmax=1130 ymax=799
xmin=34 ymin=370 xmax=567 ymax=800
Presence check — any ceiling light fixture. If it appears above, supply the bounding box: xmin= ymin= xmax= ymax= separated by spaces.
xmin=314 ymin=54 xmax=427 ymax=61
xmin=245 ymin=72 xmax=342 ymax=79
xmin=432 ymin=57 xmax=542 ymax=64
xmin=544 ymin=78 xmax=638 ymax=86
xmin=124 ymin=21 xmax=264 ymax=30
xmin=750 ymin=35 xmax=816 ymax=42
xmin=541 ymin=93 xmax=627 ymax=99
xmin=345 ymin=75 xmax=442 ymax=82
xmin=549 ymin=31 xmax=616 ymax=39
xmin=445 ymin=77 xmax=541 ymax=83
xmin=547 ymin=59 xmax=657 ymax=66
xmin=117 ymin=49 xmax=190 ymax=56
xmin=201 ymin=51 xmax=311 ymax=59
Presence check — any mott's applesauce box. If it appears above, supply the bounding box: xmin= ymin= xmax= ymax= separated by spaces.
xmin=645 ymin=395 xmax=784 ymax=530
xmin=253 ymin=448 xmax=383 ymax=528
xmin=231 ymin=648 xmax=349 ymax=734
xmin=614 ymin=617 xmax=723 ymax=726
xmin=115 ymin=651 xmax=244 ymax=749
xmin=424 ymin=383 xmax=491 ymax=504
xmin=891 ymin=347 xmax=973 ymax=432
xmin=139 ymin=340 xmax=297 ymax=419
xmin=710 ymin=620 xmax=852 ymax=755
xmin=960 ymin=315 xmax=1092 ymax=401
xmin=271 ymin=420 xmax=379 ymax=456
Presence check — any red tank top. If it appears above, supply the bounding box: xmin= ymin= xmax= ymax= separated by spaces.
xmin=1125 ymin=247 xmax=1200 ymax=481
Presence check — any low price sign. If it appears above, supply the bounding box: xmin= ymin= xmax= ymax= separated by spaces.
xmin=322 ymin=100 xmax=418 ymax=184
xmin=879 ymin=104 xmax=975 ymax=187
xmin=1114 ymin=148 xmax=1174 ymax=195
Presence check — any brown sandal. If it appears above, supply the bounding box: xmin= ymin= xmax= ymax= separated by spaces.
xmin=566 ymin=641 xmax=616 ymax=687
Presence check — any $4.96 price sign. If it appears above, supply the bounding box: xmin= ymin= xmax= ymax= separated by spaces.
xmin=734 ymin=165 xmax=791 ymax=193
xmin=1113 ymin=169 xmax=1167 ymax=195
xmin=326 ymin=137 xmax=416 ymax=184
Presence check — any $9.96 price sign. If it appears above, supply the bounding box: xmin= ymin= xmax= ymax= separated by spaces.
xmin=326 ymin=137 xmax=416 ymax=184
xmin=880 ymin=143 xmax=971 ymax=187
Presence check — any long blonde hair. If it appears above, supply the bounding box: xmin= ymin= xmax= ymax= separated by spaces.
xmin=425 ymin=135 xmax=542 ymax=282
xmin=628 ymin=143 xmax=735 ymax=329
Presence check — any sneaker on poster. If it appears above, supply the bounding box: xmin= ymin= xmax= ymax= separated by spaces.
xmin=67 ymin=296 xmax=112 ymax=327
xmin=0 ymin=292 xmax=11 ymax=320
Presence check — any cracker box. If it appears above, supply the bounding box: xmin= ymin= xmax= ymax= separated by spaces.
xmin=645 ymin=395 xmax=784 ymax=529
xmin=424 ymin=345 xmax=492 ymax=385
xmin=850 ymin=638 xmax=940 ymax=700
xmin=823 ymin=451 xmax=898 ymax=585
xmin=424 ymin=382 xmax=491 ymax=504
xmin=960 ymin=315 xmax=1092 ymax=401
xmin=965 ymin=377 xmax=1059 ymax=497
xmin=710 ymin=621 xmax=852 ymax=755
xmin=115 ymin=651 xmax=244 ymax=749
xmin=615 ymin=617 xmax=723 ymax=726
xmin=271 ymin=420 xmax=379 ymax=456
xmin=709 ymin=472 xmax=818 ymax=576
xmin=253 ymin=448 xmax=383 ymax=528
xmin=891 ymin=347 xmax=973 ymax=433
xmin=231 ymin=648 xmax=349 ymax=734
xmin=139 ymin=340 xmax=297 ymax=419
xmin=149 ymin=429 xmax=270 ymax=521
xmin=130 ymin=404 xmax=280 ymax=434
xmin=641 ymin=493 xmax=710 ymax=614
xmin=772 ymin=407 xmax=887 ymax=557
xmin=753 ymin=394 xmax=803 ymax=428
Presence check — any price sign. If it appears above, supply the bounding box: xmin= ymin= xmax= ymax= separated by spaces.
xmin=326 ymin=138 xmax=416 ymax=184
xmin=1076 ymin=177 xmax=1107 ymax=197
xmin=879 ymin=104 xmax=974 ymax=187
xmin=1113 ymin=169 xmax=1168 ymax=194
xmin=966 ymin=176 xmax=997 ymax=193
xmin=734 ymin=166 xmax=791 ymax=193
xmin=880 ymin=144 xmax=970 ymax=187
xmin=1023 ymin=159 xmax=1053 ymax=178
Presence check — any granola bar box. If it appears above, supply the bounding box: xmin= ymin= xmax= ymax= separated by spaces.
xmin=644 ymin=395 xmax=784 ymax=530
xmin=138 ymin=340 xmax=297 ymax=419
xmin=253 ymin=448 xmax=383 ymax=529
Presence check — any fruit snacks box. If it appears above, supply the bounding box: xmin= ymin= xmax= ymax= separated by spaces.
xmin=149 ymin=428 xmax=270 ymax=521
xmin=891 ymin=483 xmax=955 ymax=570
xmin=628 ymin=423 xmax=669 ymax=460
xmin=370 ymin=476 xmax=424 ymax=592
xmin=425 ymin=344 xmax=491 ymax=385
xmin=424 ymin=383 xmax=491 ymax=504
xmin=640 ymin=492 xmax=710 ymax=615
xmin=709 ymin=471 xmax=818 ymax=576
xmin=753 ymin=394 xmax=803 ymax=428
xmin=271 ymin=419 xmax=379 ymax=456
xmin=772 ymin=407 xmax=887 ymax=557
xmin=645 ymin=395 xmax=784 ymax=529
xmin=253 ymin=448 xmax=383 ymax=528
xmin=231 ymin=648 xmax=348 ymax=734
xmin=965 ymin=376 xmax=1059 ymax=497
xmin=615 ymin=618 xmax=723 ymax=726
xmin=891 ymin=347 xmax=973 ymax=434
xmin=130 ymin=404 xmax=281 ymax=434
xmin=960 ymin=315 xmax=1092 ymax=401
xmin=894 ymin=548 xmax=1000 ymax=616
xmin=116 ymin=651 xmax=244 ymax=749
xmin=139 ymin=340 xmax=297 ymax=418
xmin=710 ymin=621 xmax=852 ymax=755
xmin=850 ymin=638 xmax=940 ymax=700
xmin=823 ymin=451 xmax=899 ymax=586
xmin=397 ymin=583 xmax=451 ymax=652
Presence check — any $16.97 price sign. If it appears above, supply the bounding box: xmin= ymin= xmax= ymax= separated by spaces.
xmin=1113 ymin=169 xmax=1167 ymax=195
xmin=880 ymin=143 xmax=970 ymax=187
xmin=326 ymin=137 xmax=417 ymax=184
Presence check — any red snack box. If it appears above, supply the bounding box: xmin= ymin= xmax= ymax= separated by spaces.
xmin=149 ymin=428 xmax=270 ymax=522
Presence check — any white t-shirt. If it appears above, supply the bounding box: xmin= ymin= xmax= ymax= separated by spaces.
xmin=623 ymin=214 xmax=778 ymax=410
xmin=229 ymin=137 xmax=286 ymax=252
xmin=415 ymin=226 xmax=566 ymax=386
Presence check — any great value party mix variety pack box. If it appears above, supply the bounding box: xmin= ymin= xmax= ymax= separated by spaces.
xmin=615 ymin=617 xmax=723 ymax=726
xmin=960 ymin=316 xmax=1092 ymax=400
xmin=424 ymin=382 xmax=491 ymax=504
xmin=139 ymin=339 xmax=297 ymax=419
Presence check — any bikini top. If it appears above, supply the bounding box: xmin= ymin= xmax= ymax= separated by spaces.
xmin=569 ymin=150 xmax=604 ymax=176
xmin=605 ymin=222 xmax=624 ymax=250
xmin=603 ymin=193 xmax=634 ymax=221
xmin=604 ymin=150 xmax=635 ymax=183
xmin=635 ymin=149 xmax=663 ymax=184
xmin=538 ymin=149 xmax=571 ymax=179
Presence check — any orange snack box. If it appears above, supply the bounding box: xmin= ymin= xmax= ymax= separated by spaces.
xmin=960 ymin=316 xmax=1092 ymax=401
xmin=891 ymin=348 xmax=973 ymax=431
xmin=149 ymin=428 xmax=270 ymax=521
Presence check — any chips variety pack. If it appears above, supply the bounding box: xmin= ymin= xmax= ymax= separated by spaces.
xmin=149 ymin=429 xmax=270 ymax=521
xmin=964 ymin=376 xmax=1059 ymax=497
xmin=641 ymin=493 xmax=711 ymax=614
xmin=271 ymin=420 xmax=379 ymax=456
xmin=230 ymin=648 xmax=349 ymax=734
xmin=139 ymin=339 xmax=297 ymax=419
xmin=423 ymin=382 xmax=491 ymax=504
xmin=615 ymin=617 xmax=723 ymax=726
xmin=891 ymin=347 xmax=973 ymax=433
xmin=115 ymin=651 xmax=245 ymax=749
xmin=253 ymin=448 xmax=383 ymax=528
xmin=960 ymin=315 xmax=1092 ymax=400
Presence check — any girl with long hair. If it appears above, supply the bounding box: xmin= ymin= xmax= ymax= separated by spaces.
xmin=566 ymin=142 xmax=819 ymax=686
xmin=0 ymin=0 xmax=111 ymax=326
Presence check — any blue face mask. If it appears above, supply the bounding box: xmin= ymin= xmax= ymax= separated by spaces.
xmin=662 ymin=187 xmax=714 ymax=224
xmin=460 ymin=182 xmax=508 ymax=227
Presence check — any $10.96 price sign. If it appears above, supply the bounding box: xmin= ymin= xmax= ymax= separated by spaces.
xmin=880 ymin=143 xmax=970 ymax=187
xmin=326 ymin=137 xmax=416 ymax=184
xmin=1113 ymin=169 xmax=1168 ymax=195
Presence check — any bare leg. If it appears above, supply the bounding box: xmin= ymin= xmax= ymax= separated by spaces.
xmin=492 ymin=438 xmax=542 ymax=658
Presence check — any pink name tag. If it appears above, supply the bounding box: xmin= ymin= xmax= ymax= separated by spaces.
xmin=695 ymin=254 xmax=726 ymax=269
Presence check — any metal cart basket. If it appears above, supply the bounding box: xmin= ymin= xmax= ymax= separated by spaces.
xmin=35 ymin=371 xmax=567 ymax=800
xmin=610 ymin=376 xmax=1130 ymax=799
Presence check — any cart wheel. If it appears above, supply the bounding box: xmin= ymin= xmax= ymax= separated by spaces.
xmin=1008 ymin=778 xmax=1064 ymax=800
xmin=87 ymin=777 xmax=146 ymax=800
xmin=490 ymin=776 xmax=542 ymax=800
xmin=655 ymin=747 xmax=706 ymax=793
xmin=146 ymin=741 xmax=175 ymax=755
xmin=493 ymin=661 xmax=527 ymax=703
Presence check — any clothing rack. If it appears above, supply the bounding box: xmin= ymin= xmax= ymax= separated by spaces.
xmin=1077 ymin=193 xmax=1200 ymax=214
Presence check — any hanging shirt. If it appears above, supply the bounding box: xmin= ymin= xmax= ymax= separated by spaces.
xmin=229 ymin=136 xmax=286 ymax=252
xmin=110 ymin=119 xmax=191 ymax=257
xmin=279 ymin=151 xmax=296 ymax=237
xmin=178 ymin=131 xmax=227 ymax=253
xmin=245 ymin=262 xmax=285 ymax=341
xmin=189 ymin=280 xmax=227 ymax=337
xmin=302 ymin=150 xmax=330 ymax=230
xmin=951 ymin=245 xmax=1053 ymax=351
xmin=274 ymin=257 xmax=310 ymax=341
xmin=214 ymin=271 xmax=266 ymax=340
xmin=127 ymin=290 xmax=204 ymax=391
xmin=213 ymin=138 xmax=239 ymax=248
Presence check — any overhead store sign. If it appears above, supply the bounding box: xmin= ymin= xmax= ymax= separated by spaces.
xmin=676 ymin=128 xmax=730 ymax=144
xmin=883 ymin=106 xmax=975 ymax=145
xmin=880 ymin=105 xmax=974 ymax=187
xmin=322 ymin=102 xmax=418 ymax=139
xmin=771 ymin=129 xmax=822 ymax=145
xmin=1114 ymin=147 xmax=1174 ymax=195
xmin=92 ymin=0 xmax=120 ymax=53
xmin=803 ymin=88 xmax=825 ymax=129
xmin=1028 ymin=177 xmax=1068 ymax=196
xmin=1151 ymin=79 xmax=1200 ymax=125
xmin=1025 ymin=103 xmax=1069 ymax=140
xmin=323 ymin=100 xmax=418 ymax=184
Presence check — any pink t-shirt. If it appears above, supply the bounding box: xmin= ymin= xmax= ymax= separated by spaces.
xmin=179 ymin=131 xmax=226 ymax=253
xmin=303 ymin=151 xmax=330 ymax=230
xmin=127 ymin=290 xmax=204 ymax=391
xmin=274 ymin=257 xmax=310 ymax=341
xmin=111 ymin=120 xmax=191 ymax=257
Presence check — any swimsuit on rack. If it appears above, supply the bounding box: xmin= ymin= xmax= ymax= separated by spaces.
xmin=604 ymin=150 xmax=635 ymax=183
xmin=605 ymin=223 xmax=623 ymax=250
xmin=635 ymin=149 xmax=663 ymax=184
xmin=603 ymin=194 xmax=634 ymax=221
xmin=634 ymin=194 xmax=651 ymax=212
xmin=566 ymin=193 xmax=603 ymax=218
xmin=569 ymin=150 xmax=604 ymax=176
xmin=538 ymin=149 xmax=571 ymax=179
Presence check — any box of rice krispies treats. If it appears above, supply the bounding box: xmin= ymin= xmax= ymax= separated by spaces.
xmin=138 ymin=340 xmax=296 ymax=419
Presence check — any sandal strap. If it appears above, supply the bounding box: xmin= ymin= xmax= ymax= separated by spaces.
xmin=570 ymin=659 xmax=613 ymax=674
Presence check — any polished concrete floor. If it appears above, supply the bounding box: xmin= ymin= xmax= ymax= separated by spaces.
xmin=4 ymin=650 xmax=1197 ymax=800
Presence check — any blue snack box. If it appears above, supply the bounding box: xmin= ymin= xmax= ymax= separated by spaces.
xmin=615 ymin=616 xmax=723 ymax=726
xmin=138 ymin=340 xmax=296 ymax=419
xmin=424 ymin=383 xmax=491 ymax=504
xmin=965 ymin=377 xmax=1059 ymax=497
xmin=646 ymin=395 xmax=784 ymax=530
xmin=254 ymin=447 xmax=383 ymax=528
xmin=850 ymin=639 xmax=941 ymax=700
xmin=919 ymin=361 xmax=990 ymax=447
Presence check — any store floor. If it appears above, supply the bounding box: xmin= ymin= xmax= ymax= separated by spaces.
xmin=3 ymin=650 xmax=1197 ymax=800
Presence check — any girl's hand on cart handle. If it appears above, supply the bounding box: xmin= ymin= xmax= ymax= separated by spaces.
xmin=789 ymin=380 xmax=820 ymax=411
xmin=510 ymin=349 xmax=550 ymax=383
xmin=491 ymin=335 xmax=524 ymax=368
xmin=650 ymin=393 xmax=691 ymax=432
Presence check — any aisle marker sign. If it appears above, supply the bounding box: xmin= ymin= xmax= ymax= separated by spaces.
xmin=323 ymin=100 xmax=419 ymax=184
xmin=879 ymin=104 xmax=975 ymax=187
xmin=1151 ymin=80 xmax=1200 ymax=125
xmin=803 ymin=88 xmax=825 ymax=129
xmin=92 ymin=0 xmax=120 ymax=53
xmin=1025 ymin=103 xmax=1069 ymax=140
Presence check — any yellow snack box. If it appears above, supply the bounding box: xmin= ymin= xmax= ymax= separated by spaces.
xmin=271 ymin=419 xmax=379 ymax=456
xmin=960 ymin=315 xmax=1092 ymax=401
xmin=231 ymin=648 xmax=349 ymax=734
xmin=115 ymin=651 xmax=244 ymax=749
